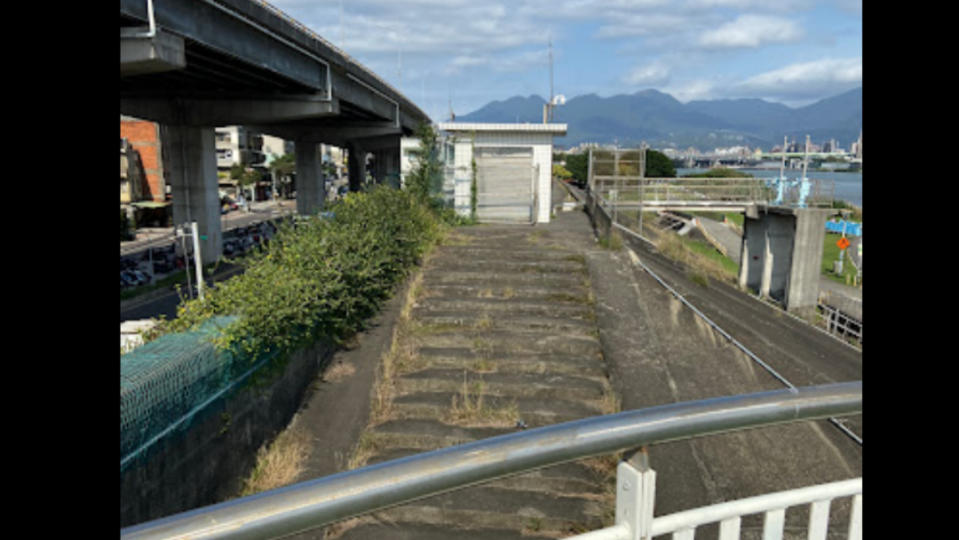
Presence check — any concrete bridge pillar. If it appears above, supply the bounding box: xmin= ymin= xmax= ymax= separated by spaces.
xmin=160 ymin=124 xmax=221 ymax=264
xmin=738 ymin=205 xmax=834 ymax=316
xmin=294 ymin=138 xmax=324 ymax=216
xmin=346 ymin=140 xmax=367 ymax=192
xmin=371 ymin=144 xmax=401 ymax=188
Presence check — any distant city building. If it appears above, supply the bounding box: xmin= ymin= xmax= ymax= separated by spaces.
xmin=215 ymin=126 xmax=265 ymax=170
xmin=119 ymin=117 xmax=174 ymax=228
xmin=261 ymin=135 xmax=294 ymax=164
xmin=120 ymin=116 xmax=167 ymax=202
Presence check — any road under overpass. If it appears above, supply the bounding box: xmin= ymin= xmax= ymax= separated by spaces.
xmin=121 ymin=0 xmax=431 ymax=262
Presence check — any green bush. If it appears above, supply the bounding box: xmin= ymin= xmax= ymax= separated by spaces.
xmin=149 ymin=186 xmax=444 ymax=358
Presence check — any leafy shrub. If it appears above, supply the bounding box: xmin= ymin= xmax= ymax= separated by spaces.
xmin=150 ymin=186 xmax=443 ymax=358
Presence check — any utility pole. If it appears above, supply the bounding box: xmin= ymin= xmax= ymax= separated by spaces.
xmin=176 ymin=222 xmax=205 ymax=300
xmin=177 ymin=224 xmax=193 ymax=299
xmin=779 ymin=135 xmax=786 ymax=180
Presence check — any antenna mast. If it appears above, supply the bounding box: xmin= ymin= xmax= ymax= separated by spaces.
xmin=548 ymin=38 xmax=554 ymax=122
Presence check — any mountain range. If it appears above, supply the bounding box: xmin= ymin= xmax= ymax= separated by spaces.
xmin=455 ymin=87 xmax=862 ymax=151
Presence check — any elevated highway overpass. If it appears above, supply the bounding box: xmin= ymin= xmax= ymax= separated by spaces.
xmin=121 ymin=0 xmax=431 ymax=262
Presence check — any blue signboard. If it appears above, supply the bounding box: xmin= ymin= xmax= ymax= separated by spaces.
xmin=825 ymin=220 xmax=862 ymax=237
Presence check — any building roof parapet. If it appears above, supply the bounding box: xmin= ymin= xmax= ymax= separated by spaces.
xmin=438 ymin=122 xmax=567 ymax=135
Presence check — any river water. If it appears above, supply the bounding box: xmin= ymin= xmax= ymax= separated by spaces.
xmin=676 ymin=168 xmax=862 ymax=208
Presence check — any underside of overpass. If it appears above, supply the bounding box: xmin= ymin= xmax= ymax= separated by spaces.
xmin=120 ymin=0 xmax=430 ymax=262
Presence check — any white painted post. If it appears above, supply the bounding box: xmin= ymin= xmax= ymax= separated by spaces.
xmin=718 ymin=517 xmax=741 ymax=540
xmin=807 ymin=499 xmax=831 ymax=540
xmin=762 ymin=508 xmax=785 ymax=540
xmin=847 ymin=494 xmax=862 ymax=540
xmin=615 ymin=449 xmax=656 ymax=540
xmin=191 ymin=221 xmax=204 ymax=300
xmin=176 ymin=224 xmax=193 ymax=299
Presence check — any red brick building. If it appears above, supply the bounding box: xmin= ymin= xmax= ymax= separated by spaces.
xmin=120 ymin=116 xmax=167 ymax=202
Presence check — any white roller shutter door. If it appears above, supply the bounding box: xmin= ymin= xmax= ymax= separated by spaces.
xmin=475 ymin=147 xmax=535 ymax=223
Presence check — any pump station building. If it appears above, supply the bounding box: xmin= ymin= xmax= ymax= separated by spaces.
xmin=402 ymin=123 xmax=567 ymax=224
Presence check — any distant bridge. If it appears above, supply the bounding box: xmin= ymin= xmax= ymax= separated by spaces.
xmin=589 ymin=149 xmax=834 ymax=213
xmin=681 ymin=151 xmax=855 ymax=170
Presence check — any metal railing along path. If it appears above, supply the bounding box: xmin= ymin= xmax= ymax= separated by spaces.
xmin=120 ymin=382 xmax=861 ymax=540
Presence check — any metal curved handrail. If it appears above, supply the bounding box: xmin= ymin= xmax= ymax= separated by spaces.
xmin=121 ymin=381 xmax=862 ymax=540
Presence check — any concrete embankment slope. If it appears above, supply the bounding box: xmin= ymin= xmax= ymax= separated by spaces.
xmin=289 ymin=203 xmax=861 ymax=539
xmin=589 ymin=229 xmax=862 ymax=530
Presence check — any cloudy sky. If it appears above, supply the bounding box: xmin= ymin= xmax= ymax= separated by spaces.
xmin=268 ymin=0 xmax=862 ymax=122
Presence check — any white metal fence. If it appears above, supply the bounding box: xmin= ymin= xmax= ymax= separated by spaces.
xmin=568 ymin=454 xmax=861 ymax=540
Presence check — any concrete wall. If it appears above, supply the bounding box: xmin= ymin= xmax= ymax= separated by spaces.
xmin=452 ymin=138 xmax=474 ymax=216
xmin=120 ymin=338 xmax=336 ymax=528
xmin=740 ymin=210 xmax=795 ymax=303
xmin=738 ymin=214 xmax=765 ymax=294
xmin=738 ymin=206 xmax=834 ymax=314
xmin=785 ymin=209 xmax=831 ymax=316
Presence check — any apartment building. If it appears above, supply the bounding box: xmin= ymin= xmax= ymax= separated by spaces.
xmin=215 ymin=126 xmax=265 ymax=170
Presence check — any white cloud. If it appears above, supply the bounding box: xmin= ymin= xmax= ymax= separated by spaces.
xmin=739 ymin=57 xmax=861 ymax=88
xmin=699 ymin=15 xmax=803 ymax=48
xmin=623 ymin=61 xmax=671 ymax=86
xmin=683 ymin=0 xmax=814 ymax=10
xmin=662 ymin=80 xmax=717 ymax=103
xmin=733 ymin=57 xmax=861 ymax=101
xmin=451 ymin=55 xmax=489 ymax=68
xmin=596 ymin=13 xmax=689 ymax=38
xmin=271 ymin=1 xmax=543 ymax=54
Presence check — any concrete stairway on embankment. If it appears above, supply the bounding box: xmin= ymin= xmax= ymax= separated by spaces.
xmin=328 ymin=224 xmax=620 ymax=540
